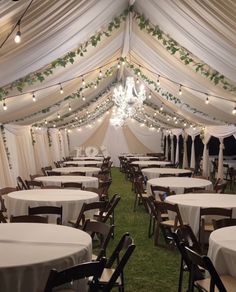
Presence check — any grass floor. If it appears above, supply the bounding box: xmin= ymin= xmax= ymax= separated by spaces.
xmin=106 ymin=168 xmax=181 ymax=292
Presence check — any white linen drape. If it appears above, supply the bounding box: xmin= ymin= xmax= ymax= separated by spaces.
xmin=182 ymin=132 xmax=188 ymax=168
xmin=4 ymin=124 xmax=36 ymax=181
xmin=217 ymin=138 xmax=224 ymax=180
xmin=0 ymin=130 xmax=14 ymax=187
xmin=202 ymin=133 xmax=211 ymax=179
xmin=185 ymin=128 xmax=201 ymax=169
xmin=171 ymin=129 xmax=182 ymax=165
xmin=49 ymin=129 xmax=61 ymax=163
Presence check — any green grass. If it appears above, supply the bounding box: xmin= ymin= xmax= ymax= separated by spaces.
xmin=107 ymin=168 xmax=181 ymax=292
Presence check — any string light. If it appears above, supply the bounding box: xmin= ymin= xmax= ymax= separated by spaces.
xmin=3 ymin=99 xmax=7 ymax=111
xmin=205 ymin=94 xmax=209 ymax=104
xmin=232 ymin=106 xmax=236 ymax=115
xmin=178 ymin=85 xmax=182 ymax=96
xmin=148 ymin=92 xmax=151 ymax=99
xmin=157 ymin=75 xmax=160 ymax=86
xmin=75 ymin=116 xmax=78 ymax=120
xmin=57 ymin=113 xmax=61 ymax=119
xmin=94 ymin=84 xmax=97 ymax=89
xmin=99 ymin=69 xmax=103 ymax=77
xmin=122 ymin=60 xmax=125 ymax=65
xmin=68 ymin=104 xmax=72 ymax=111
xmin=160 ymin=104 xmax=163 ymax=111
xmin=53 ymin=124 xmax=56 ymax=128
xmin=117 ymin=62 xmax=121 ymax=69
xmin=82 ymin=77 xmax=86 ymax=86
xmin=59 ymin=83 xmax=63 ymax=94
xmin=44 ymin=120 xmax=47 ymax=125
xmin=82 ymin=94 xmax=86 ymax=101
xmin=136 ymin=78 xmax=139 ymax=84
xmin=14 ymin=21 xmax=21 ymax=44
xmin=32 ymin=92 xmax=36 ymax=102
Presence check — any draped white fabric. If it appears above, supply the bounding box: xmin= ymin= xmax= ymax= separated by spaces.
xmin=202 ymin=134 xmax=211 ymax=178
xmin=171 ymin=129 xmax=182 ymax=165
xmin=0 ymin=132 xmax=14 ymax=187
xmin=170 ymin=135 xmax=174 ymax=163
xmin=4 ymin=125 xmax=36 ymax=181
xmin=185 ymin=128 xmax=201 ymax=169
xmin=49 ymin=129 xmax=61 ymax=163
xmin=165 ymin=135 xmax=169 ymax=161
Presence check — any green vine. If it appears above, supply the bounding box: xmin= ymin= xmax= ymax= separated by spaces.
xmin=58 ymin=131 xmax=62 ymax=152
xmin=0 ymin=126 xmax=12 ymax=169
xmin=133 ymin=11 xmax=236 ymax=93
xmin=30 ymin=128 xmax=36 ymax=146
xmin=0 ymin=6 xmax=132 ymax=100
xmin=47 ymin=128 xmax=52 ymax=147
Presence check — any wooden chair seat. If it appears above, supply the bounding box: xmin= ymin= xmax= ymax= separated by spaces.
xmin=99 ymin=268 xmax=122 ymax=286
xmin=196 ymin=275 xmax=236 ymax=292
xmin=204 ymin=224 xmax=214 ymax=232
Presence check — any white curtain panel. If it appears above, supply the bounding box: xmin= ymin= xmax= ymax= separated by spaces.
xmin=182 ymin=132 xmax=189 ymax=168
xmin=49 ymin=129 xmax=61 ymax=163
xmin=0 ymin=131 xmax=14 ymax=187
xmin=33 ymin=128 xmax=53 ymax=172
xmin=171 ymin=129 xmax=182 ymax=165
xmin=185 ymin=128 xmax=201 ymax=169
xmin=61 ymin=130 xmax=69 ymax=158
xmin=202 ymin=133 xmax=211 ymax=178
xmin=4 ymin=125 xmax=36 ymax=181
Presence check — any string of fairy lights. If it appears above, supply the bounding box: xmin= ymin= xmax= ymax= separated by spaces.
xmin=2 ymin=58 xmax=236 ymax=132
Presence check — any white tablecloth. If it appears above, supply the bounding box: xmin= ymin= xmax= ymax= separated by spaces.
xmin=127 ymin=156 xmax=158 ymax=161
xmin=147 ymin=177 xmax=212 ymax=195
xmin=166 ymin=194 xmax=236 ymax=235
xmin=6 ymin=189 xmax=98 ymax=225
xmin=35 ymin=175 xmax=99 ymax=188
xmin=142 ymin=168 xmax=192 ymax=179
xmin=72 ymin=157 xmax=104 ymax=161
xmin=64 ymin=161 xmax=102 ymax=166
xmin=131 ymin=161 xmax=171 ymax=167
xmin=0 ymin=223 xmax=91 ymax=292
xmin=208 ymin=226 xmax=236 ymax=278
xmin=52 ymin=167 xmax=100 ymax=176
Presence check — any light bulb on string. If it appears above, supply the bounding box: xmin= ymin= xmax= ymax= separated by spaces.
xmin=178 ymin=85 xmax=182 ymax=96
xmin=32 ymin=92 xmax=36 ymax=102
xmin=136 ymin=78 xmax=139 ymax=84
xmin=82 ymin=77 xmax=86 ymax=86
xmin=44 ymin=120 xmax=47 ymax=125
xmin=82 ymin=95 xmax=86 ymax=101
xmin=205 ymin=94 xmax=209 ymax=104
xmin=122 ymin=60 xmax=125 ymax=65
xmin=53 ymin=124 xmax=56 ymax=128
xmin=3 ymin=99 xmax=7 ymax=111
xmin=160 ymin=104 xmax=163 ymax=111
xmin=75 ymin=116 xmax=78 ymax=120
xmin=68 ymin=104 xmax=72 ymax=111
xmin=99 ymin=69 xmax=103 ymax=77
xmin=117 ymin=62 xmax=121 ymax=69
xmin=57 ymin=113 xmax=61 ymax=119
xmin=232 ymin=106 xmax=236 ymax=115
xmin=94 ymin=84 xmax=97 ymax=89
xmin=157 ymin=75 xmax=160 ymax=86
xmin=59 ymin=83 xmax=63 ymax=94
xmin=148 ymin=92 xmax=151 ymax=99
xmin=14 ymin=21 xmax=21 ymax=43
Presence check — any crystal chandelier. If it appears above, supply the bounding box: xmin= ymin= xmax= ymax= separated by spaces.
xmin=111 ymin=76 xmax=146 ymax=127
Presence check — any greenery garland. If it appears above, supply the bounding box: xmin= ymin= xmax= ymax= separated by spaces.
xmin=0 ymin=126 xmax=12 ymax=169
xmin=30 ymin=128 xmax=36 ymax=146
xmin=0 ymin=6 xmax=132 ymax=100
xmin=47 ymin=128 xmax=52 ymax=147
xmin=6 ymin=66 xmax=116 ymax=124
xmin=133 ymin=11 xmax=236 ymax=93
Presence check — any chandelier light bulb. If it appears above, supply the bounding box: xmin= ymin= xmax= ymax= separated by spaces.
xmin=232 ymin=106 xmax=236 ymax=115
xmin=59 ymin=83 xmax=63 ymax=94
xmin=32 ymin=92 xmax=36 ymax=102
xmin=178 ymin=85 xmax=182 ymax=96
xmin=3 ymin=100 xmax=7 ymax=111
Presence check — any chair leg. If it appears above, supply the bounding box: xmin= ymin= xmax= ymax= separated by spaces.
xmin=178 ymin=257 xmax=184 ymax=292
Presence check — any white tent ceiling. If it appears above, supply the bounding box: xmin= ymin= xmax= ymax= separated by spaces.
xmin=0 ymin=0 xmax=235 ymax=129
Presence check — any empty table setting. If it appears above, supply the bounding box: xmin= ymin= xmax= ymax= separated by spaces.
xmin=35 ymin=175 xmax=99 ymax=188
xmin=52 ymin=166 xmax=100 ymax=176
xmin=142 ymin=167 xmax=192 ymax=179
xmin=63 ymin=160 xmax=102 ymax=166
xmin=165 ymin=193 xmax=236 ymax=235
xmin=208 ymin=226 xmax=236 ymax=278
xmin=5 ymin=189 xmax=99 ymax=225
xmin=0 ymin=223 xmax=92 ymax=292
xmin=147 ymin=177 xmax=212 ymax=195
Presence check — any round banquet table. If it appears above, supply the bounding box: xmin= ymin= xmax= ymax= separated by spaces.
xmin=63 ymin=160 xmax=102 ymax=166
xmin=166 ymin=193 xmax=236 ymax=235
xmin=147 ymin=177 xmax=212 ymax=195
xmin=6 ymin=189 xmax=98 ymax=225
xmin=0 ymin=223 xmax=92 ymax=292
xmin=131 ymin=161 xmax=171 ymax=167
xmin=72 ymin=157 xmax=104 ymax=161
xmin=127 ymin=156 xmax=158 ymax=161
xmin=142 ymin=167 xmax=192 ymax=179
xmin=35 ymin=175 xmax=98 ymax=188
xmin=52 ymin=167 xmax=100 ymax=176
xmin=208 ymin=226 xmax=236 ymax=278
